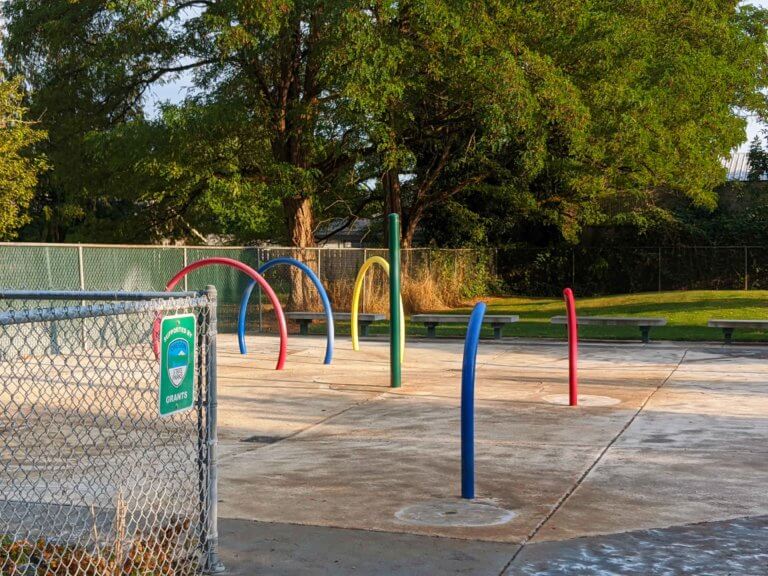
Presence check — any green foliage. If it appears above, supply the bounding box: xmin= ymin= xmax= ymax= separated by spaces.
xmin=424 ymin=1 xmax=768 ymax=248
xmin=3 ymin=0 xmax=378 ymax=243
xmin=414 ymin=248 xmax=499 ymax=301
xmin=682 ymin=180 xmax=768 ymax=246
xmin=2 ymin=1 xmax=767 ymax=246
xmin=340 ymin=0 xmax=592 ymax=244
xmin=3 ymin=0 xmax=184 ymax=240
xmin=748 ymin=135 xmax=768 ymax=181
xmin=78 ymin=102 xmax=283 ymax=242
xmin=0 ymin=75 xmax=47 ymax=240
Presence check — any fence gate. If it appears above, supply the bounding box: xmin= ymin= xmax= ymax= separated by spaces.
xmin=0 ymin=289 xmax=221 ymax=575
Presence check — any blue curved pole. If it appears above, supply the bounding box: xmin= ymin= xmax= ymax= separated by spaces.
xmin=462 ymin=301 xmax=486 ymax=500
xmin=238 ymin=257 xmax=334 ymax=365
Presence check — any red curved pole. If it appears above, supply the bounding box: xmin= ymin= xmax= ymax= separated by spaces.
xmin=154 ymin=257 xmax=288 ymax=370
xmin=563 ymin=287 xmax=578 ymax=406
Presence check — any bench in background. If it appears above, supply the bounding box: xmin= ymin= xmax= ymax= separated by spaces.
xmin=708 ymin=319 xmax=768 ymax=344
xmin=550 ymin=316 xmax=667 ymax=343
xmin=410 ymin=314 xmax=519 ymax=339
xmin=286 ymin=311 xmax=385 ymax=336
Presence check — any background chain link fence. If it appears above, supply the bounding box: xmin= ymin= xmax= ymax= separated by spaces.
xmin=498 ymin=245 xmax=768 ymax=296
xmin=2 ymin=242 xmax=767 ymax=312
xmin=0 ymin=244 xmax=497 ymax=334
xmin=0 ymin=290 xmax=220 ymax=576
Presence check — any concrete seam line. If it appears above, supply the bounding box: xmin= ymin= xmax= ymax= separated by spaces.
xmin=219 ymin=392 xmax=390 ymax=463
xmin=497 ymin=347 xmax=690 ymax=575
xmin=480 ymin=346 xmax=516 ymax=366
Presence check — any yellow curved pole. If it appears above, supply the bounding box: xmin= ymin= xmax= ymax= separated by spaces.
xmin=351 ymin=256 xmax=405 ymax=361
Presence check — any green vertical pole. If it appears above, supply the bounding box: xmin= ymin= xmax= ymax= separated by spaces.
xmin=388 ymin=213 xmax=402 ymax=388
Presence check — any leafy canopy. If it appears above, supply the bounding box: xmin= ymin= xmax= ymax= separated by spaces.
xmin=2 ymin=0 xmax=767 ymax=246
xmin=424 ymin=0 xmax=768 ymax=246
xmin=0 ymin=74 xmax=47 ymax=239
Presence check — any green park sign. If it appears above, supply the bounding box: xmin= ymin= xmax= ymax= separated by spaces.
xmin=159 ymin=313 xmax=196 ymax=417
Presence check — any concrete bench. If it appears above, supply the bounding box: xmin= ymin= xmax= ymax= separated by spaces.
xmin=285 ymin=312 xmax=385 ymax=336
xmin=410 ymin=314 xmax=519 ymax=340
xmin=550 ymin=316 xmax=667 ymax=343
xmin=708 ymin=319 xmax=768 ymax=344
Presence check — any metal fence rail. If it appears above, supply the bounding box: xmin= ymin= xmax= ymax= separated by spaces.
xmin=0 ymin=289 xmax=220 ymax=575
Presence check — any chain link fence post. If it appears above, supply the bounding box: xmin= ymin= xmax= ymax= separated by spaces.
xmin=78 ymin=245 xmax=86 ymax=347
xmin=258 ymin=247 xmax=264 ymax=333
xmin=77 ymin=245 xmax=85 ymax=291
xmin=203 ymin=285 xmax=224 ymax=574
xmin=745 ymin=246 xmax=749 ymax=291
xmin=184 ymin=247 xmax=189 ymax=292
xmin=362 ymin=248 xmax=367 ymax=313
xmin=658 ymin=247 xmax=662 ymax=292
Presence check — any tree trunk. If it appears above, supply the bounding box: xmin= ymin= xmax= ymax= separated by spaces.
xmin=382 ymin=169 xmax=402 ymax=245
xmin=283 ymin=195 xmax=319 ymax=311
xmin=283 ymin=195 xmax=315 ymax=248
xmin=402 ymin=205 xmax=423 ymax=249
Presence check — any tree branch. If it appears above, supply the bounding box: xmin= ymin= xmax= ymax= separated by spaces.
xmin=314 ymin=194 xmax=378 ymax=242
xmin=98 ymin=57 xmax=224 ymax=120
xmin=416 ymin=145 xmax=452 ymax=199
xmin=149 ymin=1 xmax=214 ymax=29
xmin=423 ymin=173 xmax=488 ymax=207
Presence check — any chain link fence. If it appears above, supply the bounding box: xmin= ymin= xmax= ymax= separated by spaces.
xmin=499 ymin=245 xmax=768 ymax=296
xmin=4 ymin=242 xmax=768 ymax=311
xmin=0 ymin=244 xmax=496 ymax=334
xmin=0 ymin=289 xmax=220 ymax=575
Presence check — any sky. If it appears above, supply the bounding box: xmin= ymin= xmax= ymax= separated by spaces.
xmin=145 ymin=73 xmax=194 ymax=114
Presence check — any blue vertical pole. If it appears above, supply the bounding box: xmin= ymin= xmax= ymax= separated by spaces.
xmin=461 ymin=302 xmax=486 ymax=500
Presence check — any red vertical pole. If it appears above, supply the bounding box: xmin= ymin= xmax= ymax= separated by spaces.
xmin=563 ymin=287 xmax=578 ymax=406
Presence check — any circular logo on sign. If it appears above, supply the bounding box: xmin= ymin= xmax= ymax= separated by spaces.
xmin=167 ymin=338 xmax=190 ymax=388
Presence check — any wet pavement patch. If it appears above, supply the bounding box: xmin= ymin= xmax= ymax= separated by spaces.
xmin=241 ymin=435 xmax=284 ymax=444
xmin=508 ymin=515 xmax=768 ymax=575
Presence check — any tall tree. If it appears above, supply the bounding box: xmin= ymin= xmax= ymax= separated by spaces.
xmin=536 ymin=0 xmax=768 ymax=236
xmin=3 ymin=0 xmax=181 ymax=240
xmin=410 ymin=0 xmax=768 ymax=246
xmin=0 ymin=74 xmax=46 ymax=239
xmin=4 ymin=0 xmax=767 ymax=247
xmin=3 ymin=0 xmax=374 ymax=245
xmin=543 ymin=0 xmax=760 ymax=244
xmin=341 ymin=0 xmax=590 ymax=246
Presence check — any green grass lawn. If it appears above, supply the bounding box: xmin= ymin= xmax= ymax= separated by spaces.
xmin=319 ymin=291 xmax=768 ymax=342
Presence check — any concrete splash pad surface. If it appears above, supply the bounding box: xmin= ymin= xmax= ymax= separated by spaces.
xmin=215 ymin=336 xmax=768 ymax=573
